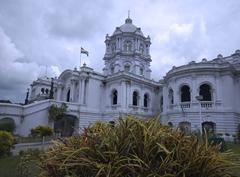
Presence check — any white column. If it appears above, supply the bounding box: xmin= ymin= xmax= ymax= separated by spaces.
xmin=56 ymin=86 xmax=62 ymax=101
xmin=78 ymin=79 xmax=83 ymax=103
xmin=80 ymin=78 xmax=86 ymax=104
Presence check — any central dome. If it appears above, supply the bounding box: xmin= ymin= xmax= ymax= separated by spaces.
xmin=112 ymin=17 xmax=144 ymax=36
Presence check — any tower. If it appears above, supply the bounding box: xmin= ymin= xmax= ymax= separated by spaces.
xmin=103 ymin=16 xmax=152 ymax=79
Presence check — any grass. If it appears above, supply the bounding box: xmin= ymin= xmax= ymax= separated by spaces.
xmin=0 ymin=143 xmax=239 ymax=177
xmin=0 ymin=156 xmax=20 ymax=177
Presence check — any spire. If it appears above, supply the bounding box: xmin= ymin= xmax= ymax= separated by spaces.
xmin=125 ymin=10 xmax=132 ymax=24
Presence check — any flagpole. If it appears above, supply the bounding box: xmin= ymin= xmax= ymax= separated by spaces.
xmin=80 ymin=48 xmax=82 ymax=69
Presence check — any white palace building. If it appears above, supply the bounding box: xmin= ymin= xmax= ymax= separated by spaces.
xmin=0 ymin=17 xmax=240 ymax=137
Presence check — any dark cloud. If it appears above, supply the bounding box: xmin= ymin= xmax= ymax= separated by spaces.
xmin=0 ymin=0 xmax=240 ymax=102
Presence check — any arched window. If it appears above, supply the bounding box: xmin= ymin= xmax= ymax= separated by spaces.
xmin=45 ymin=88 xmax=49 ymax=94
xmin=199 ymin=84 xmax=212 ymax=101
xmin=169 ymin=89 xmax=174 ymax=104
xmin=181 ymin=85 xmax=191 ymax=102
xmin=132 ymin=91 xmax=139 ymax=106
xmin=144 ymin=93 xmax=149 ymax=107
xmin=178 ymin=121 xmax=191 ymax=135
xmin=124 ymin=65 xmax=130 ymax=72
xmin=123 ymin=41 xmax=132 ymax=52
xmin=66 ymin=89 xmax=71 ymax=102
xmin=112 ymin=89 xmax=118 ymax=105
xmin=202 ymin=121 xmax=216 ymax=137
xmin=41 ymin=88 xmax=44 ymax=94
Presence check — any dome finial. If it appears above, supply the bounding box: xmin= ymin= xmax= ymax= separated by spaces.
xmin=125 ymin=10 xmax=132 ymax=24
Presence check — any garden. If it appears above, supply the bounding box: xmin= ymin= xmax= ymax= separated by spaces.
xmin=0 ymin=116 xmax=240 ymax=177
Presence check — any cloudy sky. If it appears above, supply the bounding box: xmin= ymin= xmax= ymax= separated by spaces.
xmin=0 ymin=0 xmax=240 ymax=103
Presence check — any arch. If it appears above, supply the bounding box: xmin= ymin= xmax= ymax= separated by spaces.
xmin=132 ymin=90 xmax=139 ymax=106
xmin=168 ymin=88 xmax=174 ymax=104
xmin=199 ymin=83 xmax=212 ymax=101
xmin=0 ymin=117 xmax=16 ymax=132
xmin=66 ymin=89 xmax=71 ymax=102
xmin=202 ymin=121 xmax=216 ymax=137
xmin=123 ymin=40 xmax=133 ymax=52
xmin=143 ymin=93 xmax=149 ymax=108
xmin=54 ymin=114 xmax=78 ymax=137
xmin=180 ymin=85 xmax=191 ymax=102
xmin=178 ymin=121 xmax=191 ymax=134
xmin=112 ymin=89 xmax=118 ymax=105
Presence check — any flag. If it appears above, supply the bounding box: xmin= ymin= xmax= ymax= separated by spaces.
xmin=81 ymin=47 xmax=89 ymax=56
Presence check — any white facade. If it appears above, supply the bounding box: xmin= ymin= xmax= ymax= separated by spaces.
xmin=0 ymin=17 xmax=240 ymax=138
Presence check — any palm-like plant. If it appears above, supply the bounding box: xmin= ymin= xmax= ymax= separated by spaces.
xmin=38 ymin=116 xmax=238 ymax=177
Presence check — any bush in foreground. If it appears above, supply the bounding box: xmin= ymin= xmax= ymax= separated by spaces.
xmin=38 ymin=116 xmax=237 ymax=177
xmin=31 ymin=125 xmax=53 ymax=137
xmin=0 ymin=130 xmax=14 ymax=157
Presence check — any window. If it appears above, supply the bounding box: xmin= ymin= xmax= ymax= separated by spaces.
xmin=111 ymin=67 xmax=114 ymax=74
xmin=111 ymin=43 xmax=116 ymax=53
xmin=144 ymin=93 xmax=149 ymax=107
xmin=181 ymin=85 xmax=191 ymax=102
xmin=140 ymin=68 xmax=144 ymax=75
xmin=139 ymin=44 xmax=144 ymax=54
xmin=132 ymin=91 xmax=139 ymax=106
xmin=199 ymin=84 xmax=212 ymax=101
xmin=67 ymin=89 xmax=70 ymax=102
xmin=160 ymin=96 xmax=163 ymax=112
xmin=124 ymin=65 xmax=130 ymax=72
xmin=41 ymin=88 xmax=44 ymax=94
xmin=112 ymin=89 xmax=118 ymax=105
xmin=123 ymin=41 xmax=132 ymax=52
xmin=169 ymin=89 xmax=174 ymax=104
xmin=45 ymin=88 xmax=49 ymax=94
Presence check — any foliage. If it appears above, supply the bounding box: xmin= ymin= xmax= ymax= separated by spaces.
xmin=0 ymin=118 xmax=16 ymax=133
xmin=38 ymin=116 xmax=238 ymax=177
xmin=48 ymin=103 xmax=67 ymax=121
xmin=31 ymin=125 xmax=53 ymax=137
xmin=17 ymin=149 xmax=42 ymax=177
xmin=0 ymin=130 xmax=14 ymax=157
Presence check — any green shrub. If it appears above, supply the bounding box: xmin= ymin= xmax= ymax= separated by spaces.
xmin=0 ymin=118 xmax=15 ymax=133
xmin=38 ymin=116 xmax=237 ymax=177
xmin=0 ymin=130 xmax=14 ymax=157
xmin=30 ymin=125 xmax=53 ymax=137
xmin=208 ymin=136 xmax=227 ymax=152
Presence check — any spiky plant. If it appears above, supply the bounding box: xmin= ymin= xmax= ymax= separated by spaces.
xmin=38 ymin=116 xmax=239 ymax=177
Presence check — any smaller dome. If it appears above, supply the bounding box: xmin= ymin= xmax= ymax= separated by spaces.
xmin=113 ymin=18 xmax=144 ymax=36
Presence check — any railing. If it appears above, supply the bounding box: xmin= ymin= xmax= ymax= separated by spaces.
xmin=180 ymin=102 xmax=191 ymax=109
xmin=201 ymin=101 xmax=213 ymax=108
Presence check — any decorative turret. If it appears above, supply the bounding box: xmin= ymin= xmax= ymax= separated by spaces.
xmin=103 ymin=15 xmax=152 ymax=79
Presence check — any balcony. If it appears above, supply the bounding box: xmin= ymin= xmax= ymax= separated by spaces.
xmin=167 ymin=101 xmax=219 ymax=112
